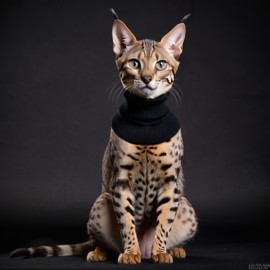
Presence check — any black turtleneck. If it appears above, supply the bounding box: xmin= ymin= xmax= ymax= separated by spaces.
xmin=112 ymin=92 xmax=180 ymax=145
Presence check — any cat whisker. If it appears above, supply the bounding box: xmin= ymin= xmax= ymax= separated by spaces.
xmin=115 ymin=85 xmax=134 ymax=107
xmin=105 ymin=80 xmax=120 ymax=94
xmin=171 ymin=86 xmax=182 ymax=106
xmin=134 ymin=80 xmax=141 ymax=89
xmin=153 ymin=81 xmax=160 ymax=87
xmin=112 ymin=85 xmax=124 ymax=102
xmin=108 ymin=81 xmax=122 ymax=101
xmin=105 ymin=80 xmax=119 ymax=98
xmin=123 ymin=83 xmax=136 ymax=97
xmin=172 ymin=82 xmax=184 ymax=99
xmin=130 ymin=85 xmax=137 ymax=96
xmin=156 ymin=80 xmax=182 ymax=108
xmin=116 ymin=88 xmax=123 ymax=108
xmin=126 ymin=85 xmax=136 ymax=96
xmin=170 ymin=88 xmax=180 ymax=108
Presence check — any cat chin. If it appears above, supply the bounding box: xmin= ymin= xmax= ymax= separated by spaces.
xmin=134 ymin=90 xmax=156 ymax=99
xmin=140 ymin=88 xmax=169 ymax=99
xmin=124 ymin=87 xmax=169 ymax=99
xmin=140 ymin=88 xmax=157 ymax=98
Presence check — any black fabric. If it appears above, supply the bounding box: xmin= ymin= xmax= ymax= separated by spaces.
xmin=112 ymin=92 xmax=180 ymax=145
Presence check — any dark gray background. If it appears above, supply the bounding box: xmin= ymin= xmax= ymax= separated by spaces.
xmin=0 ymin=0 xmax=269 ymax=252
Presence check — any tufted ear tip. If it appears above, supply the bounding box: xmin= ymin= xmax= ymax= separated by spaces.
xmin=108 ymin=8 xmax=119 ymax=20
xmin=181 ymin=13 xmax=191 ymax=24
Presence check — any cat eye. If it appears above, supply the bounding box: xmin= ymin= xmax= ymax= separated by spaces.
xmin=155 ymin=60 xmax=167 ymax=71
xmin=128 ymin=59 xmax=141 ymax=69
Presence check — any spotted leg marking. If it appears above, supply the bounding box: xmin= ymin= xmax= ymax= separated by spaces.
xmin=112 ymin=179 xmax=141 ymax=264
xmin=151 ymin=175 xmax=180 ymax=264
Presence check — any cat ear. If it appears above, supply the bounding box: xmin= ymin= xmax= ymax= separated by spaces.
xmin=160 ymin=23 xmax=186 ymax=60
xmin=112 ymin=19 xmax=137 ymax=57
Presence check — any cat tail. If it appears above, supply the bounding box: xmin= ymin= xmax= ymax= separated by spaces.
xmin=10 ymin=241 xmax=92 ymax=259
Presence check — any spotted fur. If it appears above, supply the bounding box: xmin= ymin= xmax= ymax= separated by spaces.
xmin=10 ymin=16 xmax=197 ymax=264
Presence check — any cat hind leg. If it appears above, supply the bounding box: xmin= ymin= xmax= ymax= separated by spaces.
xmin=167 ymin=197 xmax=197 ymax=259
xmin=87 ymin=246 xmax=107 ymax=262
xmin=86 ymin=193 xmax=122 ymax=262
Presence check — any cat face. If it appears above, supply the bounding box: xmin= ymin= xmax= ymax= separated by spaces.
xmin=112 ymin=20 xmax=186 ymax=99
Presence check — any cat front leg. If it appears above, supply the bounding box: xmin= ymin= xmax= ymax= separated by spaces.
xmin=111 ymin=178 xmax=142 ymax=264
xmin=151 ymin=175 xmax=180 ymax=263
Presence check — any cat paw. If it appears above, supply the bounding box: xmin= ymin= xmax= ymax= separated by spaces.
xmin=169 ymin=247 xmax=186 ymax=258
xmin=152 ymin=253 xmax=173 ymax=263
xmin=117 ymin=252 xmax=141 ymax=264
xmin=86 ymin=246 xmax=107 ymax=262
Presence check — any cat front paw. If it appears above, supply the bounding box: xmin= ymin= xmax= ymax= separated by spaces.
xmin=117 ymin=252 xmax=141 ymax=264
xmin=152 ymin=253 xmax=173 ymax=264
xmin=86 ymin=246 xmax=107 ymax=262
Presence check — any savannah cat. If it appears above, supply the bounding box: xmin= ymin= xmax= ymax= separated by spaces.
xmin=10 ymin=10 xmax=197 ymax=264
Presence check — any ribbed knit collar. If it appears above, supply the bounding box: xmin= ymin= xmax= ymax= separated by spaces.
xmin=112 ymin=91 xmax=180 ymax=145
xmin=119 ymin=92 xmax=170 ymax=126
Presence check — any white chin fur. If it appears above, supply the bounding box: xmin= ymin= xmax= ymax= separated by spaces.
xmin=129 ymin=81 xmax=169 ymax=99
xmin=123 ymin=82 xmax=170 ymax=99
xmin=138 ymin=87 xmax=170 ymax=99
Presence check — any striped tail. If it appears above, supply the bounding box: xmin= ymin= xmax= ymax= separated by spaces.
xmin=10 ymin=241 xmax=91 ymax=258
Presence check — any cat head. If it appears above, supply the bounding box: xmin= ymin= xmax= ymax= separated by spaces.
xmin=112 ymin=19 xmax=186 ymax=99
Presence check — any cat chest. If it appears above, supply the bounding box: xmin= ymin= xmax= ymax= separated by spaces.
xmin=112 ymin=142 xmax=182 ymax=219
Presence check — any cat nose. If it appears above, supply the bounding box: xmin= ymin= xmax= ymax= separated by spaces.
xmin=141 ymin=76 xmax=152 ymax=84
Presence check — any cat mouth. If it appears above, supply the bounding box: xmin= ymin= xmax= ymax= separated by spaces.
xmin=133 ymin=80 xmax=158 ymax=95
xmin=132 ymin=81 xmax=159 ymax=98
xmin=141 ymin=86 xmax=156 ymax=91
xmin=138 ymin=86 xmax=158 ymax=98
xmin=140 ymin=82 xmax=159 ymax=91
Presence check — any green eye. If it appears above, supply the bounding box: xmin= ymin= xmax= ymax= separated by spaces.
xmin=128 ymin=59 xmax=140 ymax=69
xmin=155 ymin=60 xmax=167 ymax=71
